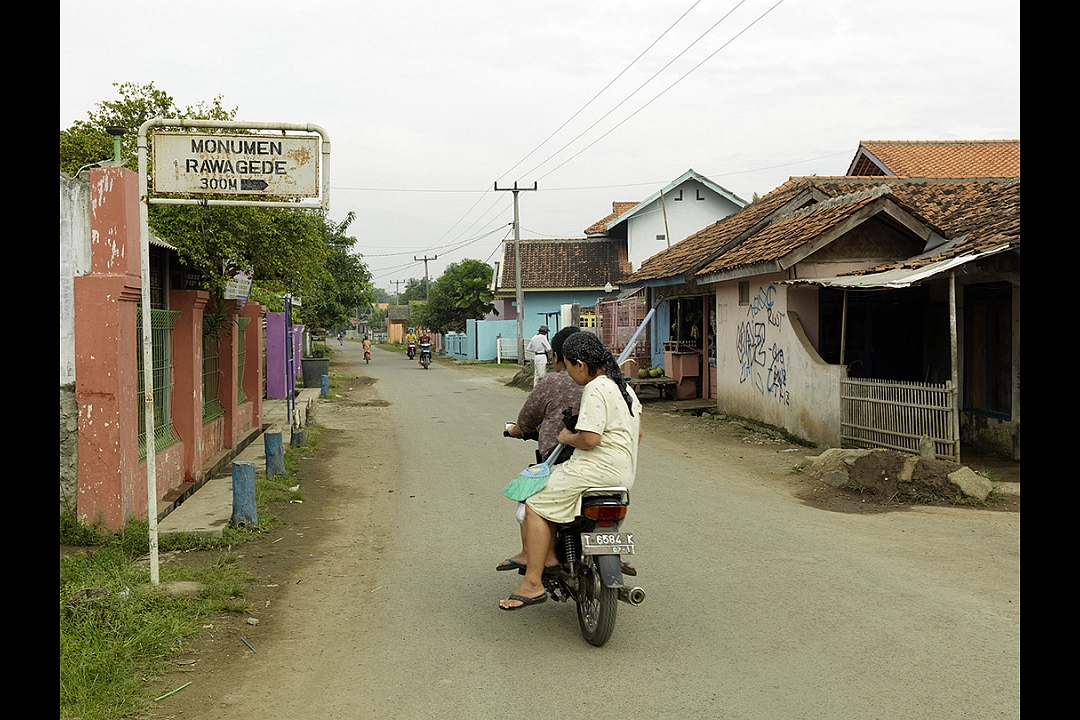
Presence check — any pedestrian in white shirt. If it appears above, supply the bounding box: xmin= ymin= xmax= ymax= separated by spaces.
xmin=527 ymin=325 xmax=552 ymax=387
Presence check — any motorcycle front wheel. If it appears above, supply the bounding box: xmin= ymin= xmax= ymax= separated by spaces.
xmin=576 ymin=557 xmax=618 ymax=646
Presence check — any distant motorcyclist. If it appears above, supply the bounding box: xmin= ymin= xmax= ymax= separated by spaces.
xmin=406 ymin=328 xmax=418 ymax=359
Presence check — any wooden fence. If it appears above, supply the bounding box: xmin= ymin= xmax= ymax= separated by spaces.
xmin=840 ymin=378 xmax=958 ymax=461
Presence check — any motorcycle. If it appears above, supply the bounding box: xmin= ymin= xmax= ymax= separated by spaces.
xmin=503 ymin=420 xmax=644 ymax=646
xmin=418 ymin=340 xmax=432 ymax=369
xmin=407 ymin=340 xmax=416 ymax=360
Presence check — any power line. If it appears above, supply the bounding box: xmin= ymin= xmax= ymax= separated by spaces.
xmin=358 ymin=225 xmax=510 ymax=258
xmin=334 ymin=148 xmax=849 ymax=198
xmin=520 ymin=0 xmax=751 ymax=180
xmin=537 ymin=0 xmax=790 ymax=182
xmin=498 ymin=0 xmax=703 ymax=183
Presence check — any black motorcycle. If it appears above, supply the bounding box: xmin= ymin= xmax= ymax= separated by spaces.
xmin=504 ymin=417 xmax=644 ymax=646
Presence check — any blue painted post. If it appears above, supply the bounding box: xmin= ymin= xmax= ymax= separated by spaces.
xmin=265 ymin=432 xmax=285 ymax=477
xmin=320 ymin=374 xmax=329 ymax=397
xmin=291 ymin=427 xmax=306 ymax=447
xmin=231 ymin=461 xmax=258 ymax=528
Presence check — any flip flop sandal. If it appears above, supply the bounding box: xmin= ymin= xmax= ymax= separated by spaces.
xmin=499 ymin=592 xmax=548 ymax=611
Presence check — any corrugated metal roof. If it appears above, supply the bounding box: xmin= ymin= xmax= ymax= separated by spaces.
xmin=783 ymin=244 xmax=1013 ymax=289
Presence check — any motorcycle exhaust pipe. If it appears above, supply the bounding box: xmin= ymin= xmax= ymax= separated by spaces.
xmin=618 ymin=586 xmax=646 ymax=606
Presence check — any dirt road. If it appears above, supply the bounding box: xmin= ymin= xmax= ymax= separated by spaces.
xmin=148 ymin=342 xmax=1019 ymax=719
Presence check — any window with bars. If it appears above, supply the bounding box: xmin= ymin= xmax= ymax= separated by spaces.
xmin=237 ymin=317 xmax=250 ymax=404
xmin=202 ymin=332 xmax=224 ymax=422
xmin=137 ymin=308 xmax=182 ymax=458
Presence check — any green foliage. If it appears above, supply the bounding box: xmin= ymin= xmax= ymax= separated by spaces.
xmin=60 ymin=546 xmax=252 ymax=720
xmin=422 ymin=259 xmax=497 ymax=333
xmin=399 ymin=277 xmax=430 ymax=303
xmin=61 ymin=506 xmax=108 ymax=546
xmin=59 ymin=417 xmax=321 ymax=718
xmin=367 ymin=304 xmax=387 ymax=330
xmin=59 ymin=81 xmax=235 ymax=175
xmin=301 ymin=212 xmax=374 ymax=330
xmin=60 ymin=82 xmax=374 ymax=330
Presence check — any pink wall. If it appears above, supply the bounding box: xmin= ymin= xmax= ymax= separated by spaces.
xmin=72 ymin=168 xmax=265 ymax=529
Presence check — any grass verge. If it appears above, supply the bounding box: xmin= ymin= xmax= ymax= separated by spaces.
xmin=60 ymin=425 xmax=320 ymax=719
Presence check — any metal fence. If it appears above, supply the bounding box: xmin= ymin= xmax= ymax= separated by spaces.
xmin=137 ymin=308 xmax=182 ymax=458
xmin=597 ymin=289 xmax=649 ymax=362
xmin=840 ymin=378 xmax=958 ymax=461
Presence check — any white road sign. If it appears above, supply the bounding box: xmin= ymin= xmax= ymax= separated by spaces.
xmin=152 ymin=132 xmax=320 ymax=198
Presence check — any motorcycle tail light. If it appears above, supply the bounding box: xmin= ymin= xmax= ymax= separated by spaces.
xmin=583 ymin=504 xmax=626 ymax=522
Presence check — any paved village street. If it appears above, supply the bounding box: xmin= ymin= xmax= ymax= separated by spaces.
xmin=150 ymin=340 xmax=1019 ymax=720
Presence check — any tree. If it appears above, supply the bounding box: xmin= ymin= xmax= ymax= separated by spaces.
xmin=60 ymin=83 xmax=373 ymax=324
xmin=60 ymin=81 xmax=235 ymax=176
xmin=302 ymin=213 xmax=374 ymax=330
xmin=399 ymin=277 xmax=429 ymax=304
xmin=422 ymin=259 xmax=497 ymax=333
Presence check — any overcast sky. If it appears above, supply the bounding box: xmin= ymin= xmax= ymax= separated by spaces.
xmin=60 ymin=0 xmax=1020 ymax=291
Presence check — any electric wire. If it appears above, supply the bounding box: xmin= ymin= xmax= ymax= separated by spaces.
xmin=519 ymin=0 xmax=751 ymax=181
xmin=498 ymin=0 xmax=702 ymax=183
xmin=537 ymin=0 xmax=789 ymax=182
xmin=359 ymin=0 xmax=790 ymax=282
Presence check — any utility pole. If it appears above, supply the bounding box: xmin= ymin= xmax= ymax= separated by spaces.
xmin=414 ymin=255 xmax=438 ymax=302
xmin=391 ymin=280 xmax=405 ymax=305
xmin=494 ymin=181 xmax=537 ymax=365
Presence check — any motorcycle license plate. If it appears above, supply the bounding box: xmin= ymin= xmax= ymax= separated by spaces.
xmin=580 ymin=532 xmax=635 ymax=556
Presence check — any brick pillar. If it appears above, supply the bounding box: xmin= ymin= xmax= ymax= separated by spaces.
xmin=170 ymin=290 xmax=210 ymax=481
xmin=218 ymin=304 xmax=240 ymax=449
xmin=74 ymin=168 xmax=143 ymax=529
xmin=240 ymin=302 xmax=265 ymax=430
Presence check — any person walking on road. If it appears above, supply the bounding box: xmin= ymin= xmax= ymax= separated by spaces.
xmin=527 ymin=325 xmax=552 ymax=388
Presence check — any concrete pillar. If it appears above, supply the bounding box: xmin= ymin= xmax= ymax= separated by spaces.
xmin=239 ymin=302 xmax=265 ymax=430
xmin=74 ymin=168 xmax=144 ymax=529
xmin=170 ymin=290 xmax=209 ymax=481
xmin=266 ymin=311 xmax=287 ymax=398
xmin=218 ymin=302 xmax=240 ymax=449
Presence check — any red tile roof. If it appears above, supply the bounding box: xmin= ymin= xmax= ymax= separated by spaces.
xmin=623 ymin=181 xmax=819 ymax=283
xmin=585 ymin=202 xmax=638 ymax=236
xmin=692 ymin=177 xmax=1019 ymax=279
xmin=848 ymin=140 xmax=1020 ymax=178
xmin=498 ymin=238 xmax=631 ymax=290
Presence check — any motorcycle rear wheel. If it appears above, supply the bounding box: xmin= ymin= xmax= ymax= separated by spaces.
xmin=576 ymin=557 xmax=617 ymax=646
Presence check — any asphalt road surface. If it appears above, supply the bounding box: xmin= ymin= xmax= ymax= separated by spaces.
xmin=168 ymin=341 xmax=1019 ymax=719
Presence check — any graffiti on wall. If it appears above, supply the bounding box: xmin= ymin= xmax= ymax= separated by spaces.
xmin=736 ymin=284 xmax=789 ymax=405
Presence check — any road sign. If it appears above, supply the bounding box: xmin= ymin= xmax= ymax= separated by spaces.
xmin=152 ymin=132 xmax=320 ymax=198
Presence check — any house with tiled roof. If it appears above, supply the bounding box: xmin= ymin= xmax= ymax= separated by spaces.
xmin=586 ymin=169 xmax=746 ymax=272
xmin=620 ymin=174 xmax=1020 ymax=460
xmin=492 ymin=237 xmax=630 ymax=332
xmin=847 ymin=140 xmax=1020 ymax=178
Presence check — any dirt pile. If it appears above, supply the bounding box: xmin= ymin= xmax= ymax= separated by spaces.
xmin=505 ymin=365 xmax=535 ymax=390
xmin=804 ymin=448 xmax=993 ymax=503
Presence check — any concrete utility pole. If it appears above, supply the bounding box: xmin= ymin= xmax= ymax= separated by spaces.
xmin=494 ymin=181 xmax=537 ymax=365
xmin=391 ymin=280 xmax=406 ymax=305
xmin=414 ymin=255 xmax=438 ymax=302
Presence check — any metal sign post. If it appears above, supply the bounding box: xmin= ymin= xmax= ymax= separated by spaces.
xmin=137 ymin=117 xmax=329 ymax=584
